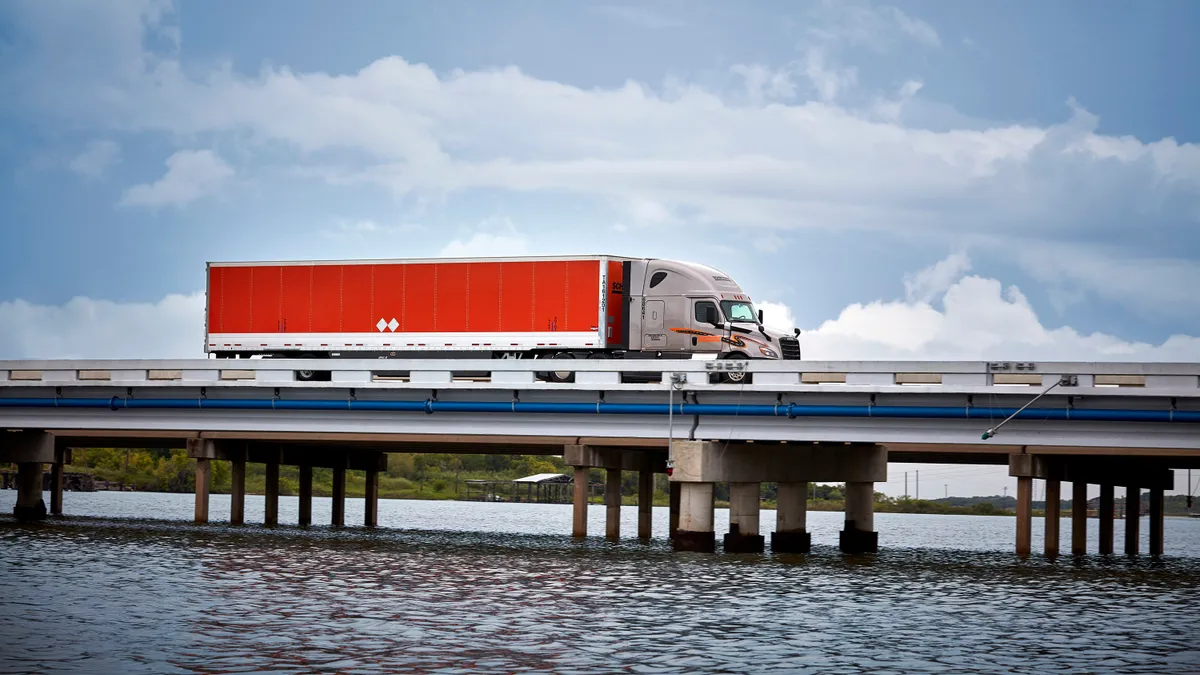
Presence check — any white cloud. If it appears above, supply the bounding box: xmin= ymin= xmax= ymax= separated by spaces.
xmin=778 ymin=253 xmax=1200 ymax=361
xmin=319 ymin=218 xmax=422 ymax=242
xmin=9 ymin=2 xmax=1200 ymax=321
xmin=903 ymin=249 xmax=970 ymax=303
xmin=802 ymin=2 xmax=941 ymax=52
xmin=0 ymin=292 xmax=206 ymax=359
xmin=68 ymin=139 xmax=121 ymax=179
xmin=439 ymin=218 xmax=529 ymax=258
xmin=756 ymin=300 xmax=797 ymax=332
xmin=119 ymin=149 xmax=233 ymax=208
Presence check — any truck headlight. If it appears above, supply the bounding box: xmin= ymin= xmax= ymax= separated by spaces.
xmin=759 ymin=346 xmax=778 ymax=358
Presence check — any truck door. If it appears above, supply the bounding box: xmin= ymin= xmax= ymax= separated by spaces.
xmin=690 ymin=299 xmax=724 ymax=354
xmin=643 ymin=300 xmax=666 ymax=349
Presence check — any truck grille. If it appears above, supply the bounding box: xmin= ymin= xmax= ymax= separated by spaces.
xmin=778 ymin=336 xmax=802 ymax=360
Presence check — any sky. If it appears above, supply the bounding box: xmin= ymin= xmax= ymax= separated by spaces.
xmin=1 ymin=0 xmax=1198 ymax=498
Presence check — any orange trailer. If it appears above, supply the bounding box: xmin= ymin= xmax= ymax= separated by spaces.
xmin=205 ymin=255 xmax=631 ymax=359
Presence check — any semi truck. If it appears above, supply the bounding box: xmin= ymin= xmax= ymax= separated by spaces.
xmin=204 ymin=255 xmax=801 ymax=381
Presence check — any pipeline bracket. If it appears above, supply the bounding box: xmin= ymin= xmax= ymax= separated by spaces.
xmin=430 ymin=389 xmax=438 ymax=402
xmin=55 ymin=386 xmax=62 ymax=399
xmin=200 ymin=387 xmax=207 ymax=400
xmin=1059 ymin=375 xmax=1078 ymax=387
xmin=512 ymin=390 xmax=520 ymax=403
xmin=126 ymin=387 xmax=134 ymax=399
xmin=348 ymin=388 xmax=356 ymax=402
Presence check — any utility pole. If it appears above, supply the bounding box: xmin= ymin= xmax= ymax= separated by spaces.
xmin=916 ymin=470 xmax=919 ymax=501
xmin=905 ymin=471 xmax=908 ymax=499
xmin=944 ymin=484 xmax=948 ymax=499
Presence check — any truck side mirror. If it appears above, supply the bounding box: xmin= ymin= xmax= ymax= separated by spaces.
xmin=705 ymin=306 xmax=718 ymax=325
xmin=757 ymin=309 xmax=764 ymax=324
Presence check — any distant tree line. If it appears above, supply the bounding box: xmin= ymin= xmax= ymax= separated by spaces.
xmin=33 ymin=449 xmax=1200 ymax=515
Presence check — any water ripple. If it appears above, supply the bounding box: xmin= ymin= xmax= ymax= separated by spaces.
xmin=0 ymin=496 xmax=1197 ymax=674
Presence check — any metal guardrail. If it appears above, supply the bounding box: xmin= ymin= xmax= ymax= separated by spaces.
xmin=0 ymin=359 xmax=1198 ymax=396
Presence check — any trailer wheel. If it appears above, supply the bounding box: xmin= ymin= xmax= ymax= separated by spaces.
xmin=547 ymin=352 xmax=575 ymax=383
xmin=294 ymin=353 xmax=328 ymax=382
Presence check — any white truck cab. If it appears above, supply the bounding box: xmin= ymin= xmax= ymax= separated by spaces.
xmin=625 ymin=258 xmax=801 ymax=379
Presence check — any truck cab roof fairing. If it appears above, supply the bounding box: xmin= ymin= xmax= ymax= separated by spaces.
xmin=642 ymin=259 xmax=749 ymax=297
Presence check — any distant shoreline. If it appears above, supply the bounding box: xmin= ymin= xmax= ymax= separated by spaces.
xmin=55 ymin=487 xmax=1197 ymax=518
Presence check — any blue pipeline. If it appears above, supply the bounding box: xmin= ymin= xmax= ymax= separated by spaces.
xmin=0 ymin=397 xmax=1197 ymax=423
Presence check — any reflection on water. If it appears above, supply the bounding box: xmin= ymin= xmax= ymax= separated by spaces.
xmin=0 ymin=492 xmax=1198 ymax=674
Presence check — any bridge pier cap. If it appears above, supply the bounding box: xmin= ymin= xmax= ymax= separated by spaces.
xmin=666 ymin=440 xmax=886 ymax=484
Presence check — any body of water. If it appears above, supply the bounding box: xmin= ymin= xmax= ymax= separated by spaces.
xmin=1 ymin=490 xmax=1198 ymax=674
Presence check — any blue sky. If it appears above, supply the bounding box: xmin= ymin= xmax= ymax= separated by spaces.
xmin=1 ymin=0 xmax=1198 ymax=495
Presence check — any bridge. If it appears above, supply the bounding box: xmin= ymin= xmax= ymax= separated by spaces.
xmin=2 ymin=358 xmax=1197 ymax=557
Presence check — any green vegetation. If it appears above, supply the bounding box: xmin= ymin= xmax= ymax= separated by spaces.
xmin=64 ymin=448 xmax=572 ymax=499
xmin=50 ymin=449 xmax=1199 ymax=517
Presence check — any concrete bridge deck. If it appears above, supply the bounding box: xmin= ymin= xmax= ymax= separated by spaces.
xmin=2 ymin=358 xmax=1197 ymax=558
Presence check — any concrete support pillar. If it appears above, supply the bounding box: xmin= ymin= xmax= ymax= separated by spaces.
xmin=725 ymin=482 xmax=764 ymax=553
xmin=298 ymin=465 xmax=313 ymax=526
xmin=605 ymin=468 xmax=621 ymax=540
xmin=668 ymin=481 xmax=681 ymax=539
xmin=264 ymin=462 xmax=279 ymax=527
xmin=230 ymin=460 xmax=246 ymax=526
xmin=674 ymin=482 xmax=715 ymax=552
xmin=1044 ymin=479 xmax=1061 ymax=557
xmin=1015 ymin=476 xmax=1032 ymax=557
xmin=572 ymin=466 xmax=588 ymax=537
xmin=14 ymin=463 xmax=47 ymax=522
xmin=1071 ymin=481 xmax=1087 ymax=555
xmin=364 ymin=469 xmax=379 ymax=528
xmin=1125 ymin=487 xmax=1139 ymax=555
xmin=1099 ymin=484 xmax=1115 ymax=554
xmin=194 ymin=458 xmax=211 ymax=524
xmin=772 ymin=481 xmax=810 ymax=553
xmin=50 ymin=460 xmax=64 ymax=516
xmin=1149 ymin=488 xmax=1164 ymax=556
xmin=840 ymin=481 xmax=877 ymax=553
xmin=332 ymin=467 xmax=346 ymax=528
xmin=637 ymin=468 xmax=653 ymax=540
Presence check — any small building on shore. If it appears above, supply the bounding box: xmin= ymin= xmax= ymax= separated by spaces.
xmin=465 ymin=473 xmax=591 ymax=504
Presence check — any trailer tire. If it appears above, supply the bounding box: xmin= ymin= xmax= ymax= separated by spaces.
xmin=546 ymin=352 xmax=576 ymax=383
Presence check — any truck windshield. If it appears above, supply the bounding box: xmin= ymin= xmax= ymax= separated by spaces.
xmin=720 ymin=301 xmax=757 ymax=323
